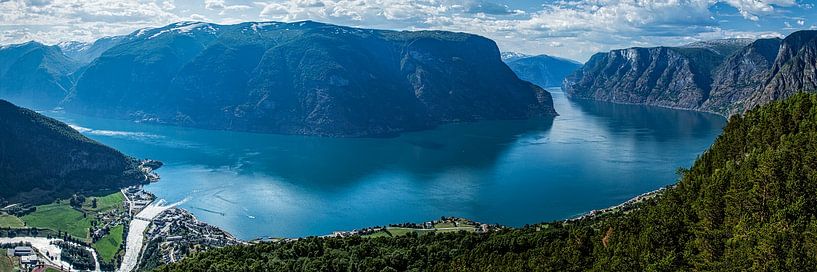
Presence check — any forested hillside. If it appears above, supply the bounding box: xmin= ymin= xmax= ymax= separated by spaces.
xmin=158 ymin=93 xmax=817 ymax=271
xmin=0 ymin=100 xmax=148 ymax=205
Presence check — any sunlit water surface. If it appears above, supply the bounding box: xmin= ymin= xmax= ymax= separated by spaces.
xmin=46 ymin=90 xmax=726 ymax=239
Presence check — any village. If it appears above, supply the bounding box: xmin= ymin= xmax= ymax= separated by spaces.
xmin=137 ymin=207 xmax=242 ymax=269
xmin=326 ymin=217 xmax=500 ymax=239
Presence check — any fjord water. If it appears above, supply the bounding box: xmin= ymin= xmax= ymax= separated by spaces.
xmin=47 ymin=90 xmax=725 ymax=239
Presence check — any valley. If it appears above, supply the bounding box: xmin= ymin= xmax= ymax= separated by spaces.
xmin=1 ymin=3 xmax=815 ymax=270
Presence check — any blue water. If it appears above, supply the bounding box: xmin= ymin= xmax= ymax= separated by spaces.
xmin=45 ymin=90 xmax=726 ymax=239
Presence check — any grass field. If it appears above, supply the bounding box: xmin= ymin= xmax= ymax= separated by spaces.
xmin=83 ymin=191 xmax=125 ymax=213
xmin=93 ymin=224 xmax=125 ymax=262
xmin=44 ymin=268 xmax=61 ymax=272
xmin=21 ymin=202 xmax=92 ymax=240
xmin=0 ymin=256 xmax=18 ymax=272
xmin=386 ymin=227 xmax=436 ymax=237
xmin=433 ymin=222 xmax=456 ymax=228
xmin=361 ymin=231 xmax=392 ymax=238
xmin=0 ymin=214 xmax=24 ymax=228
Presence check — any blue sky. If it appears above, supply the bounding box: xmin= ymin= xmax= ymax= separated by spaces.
xmin=1 ymin=0 xmax=815 ymax=61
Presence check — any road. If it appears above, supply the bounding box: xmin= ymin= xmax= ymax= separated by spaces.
xmin=118 ymin=200 xmax=178 ymax=272
xmin=0 ymin=237 xmax=99 ymax=271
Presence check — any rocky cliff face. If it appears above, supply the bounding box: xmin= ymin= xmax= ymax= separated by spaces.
xmin=702 ymin=38 xmax=782 ymax=114
xmin=61 ymin=21 xmax=555 ymax=137
xmin=0 ymin=100 xmax=151 ymax=204
xmin=503 ymin=54 xmax=582 ymax=88
xmin=564 ymin=33 xmax=817 ymax=116
xmin=746 ymin=31 xmax=817 ymax=110
xmin=563 ymin=45 xmax=738 ymax=110
xmin=0 ymin=42 xmax=79 ymax=110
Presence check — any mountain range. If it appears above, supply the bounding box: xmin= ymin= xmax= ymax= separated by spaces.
xmin=0 ymin=21 xmax=556 ymax=137
xmin=502 ymin=52 xmax=582 ymax=88
xmin=564 ymin=31 xmax=817 ymax=116
xmin=0 ymin=42 xmax=80 ymax=110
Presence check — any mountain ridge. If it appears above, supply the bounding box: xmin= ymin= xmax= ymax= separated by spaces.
xmin=503 ymin=53 xmax=583 ymax=88
xmin=564 ymin=32 xmax=816 ymax=116
xmin=59 ymin=20 xmax=556 ymax=137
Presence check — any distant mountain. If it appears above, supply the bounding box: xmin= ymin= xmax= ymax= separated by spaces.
xmin=0 ymin=100 xmax=151 ymax=205
xmin=62 ymin=21 xmax=556 ymax=137
xmin=564 ymin=33 xmax=817 ymax=116
xmin=563 ymin=38 xmax=752 ymax=113
xmin=500 ymin=52 xmax=530 ymax=62
xmin=58 ymin=36 xmax=126 ymax=64
xmin=0 ymin=42 xmax=79 ymax=110
xmin=503 ymin=53 xmax=582 ymax=88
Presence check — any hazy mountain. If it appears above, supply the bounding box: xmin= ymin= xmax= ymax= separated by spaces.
xmin=503 ymin=53 xmax=582 ymax=88
xmin=63 ymin=21 xmax=556 ymax=137
xmin=0 ymin=41 xmax=80 ymax=110
xmin=58 ymin=36 xmax=126 ymax=64
xmin=0 ymin=100 xmax=149 ymax=205
xmin=564 ymin=32 xmax=817 ymax=116
xmin=500 ymin=52 xmax=531 ymax=62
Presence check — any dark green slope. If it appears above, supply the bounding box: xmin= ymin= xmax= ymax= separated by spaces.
xmin=0 ymin=100 xmax=147 ymax=205
xmin=159 ymin=93 xmax=817 ymax=271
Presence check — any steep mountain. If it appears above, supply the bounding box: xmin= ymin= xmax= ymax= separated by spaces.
xmin=58 ymin=36 xmax=125 ymax=64
xmin=0 ymin=100 xmax=152 ymax=205
xmin=746 ymin=30 xmax=817 ymax=110
xmin=63 ymin=21 xmax=556 ymax=137
xmin=159 ymin=93 xmax=817 ymax=271
xmin=565 ymin=32 xmax=817 ymax=116
xmin=563 ymin=38 xmax=752 ymax=111
xmin=0 ymin=42 xmax=79 ymax=110
xmin=504 ymin=54 xmax=582 ymax=88
xmin=701 ymin=38 xmax=782 ymax=114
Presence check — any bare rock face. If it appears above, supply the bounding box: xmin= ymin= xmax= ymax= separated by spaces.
xmin=61 ymin=21 xmax=556 ymax=137
xmin=702 ymin=38 xmax=782 ymax=115
xmin=563 ymin=46 xmax=733 ymax=110
xmin=564 ymin=33 xmax=817 ymax=117
xmin=746 ymin=31 xmax=817 ymax=111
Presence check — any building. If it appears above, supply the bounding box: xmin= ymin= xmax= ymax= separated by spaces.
xmin=20 ymin=255 xmax=38 ymax=265
xmin=10 ymin=246 xmax=33 ymax=256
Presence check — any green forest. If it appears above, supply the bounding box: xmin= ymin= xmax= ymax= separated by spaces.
xmin=158 ymin=93 xmax=817 ymax=271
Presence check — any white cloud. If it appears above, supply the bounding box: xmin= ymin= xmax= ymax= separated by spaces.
xmin=0 ymin=0 xmax=812 ymax=61
xmin=720 ymin=0 xmax=796 ymax=21
xmin=204 ymin=0 xmax=250 ymax=14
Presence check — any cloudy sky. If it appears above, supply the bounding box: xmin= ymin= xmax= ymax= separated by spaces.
xmin=1 ymin=0 xmax=815 ymax=61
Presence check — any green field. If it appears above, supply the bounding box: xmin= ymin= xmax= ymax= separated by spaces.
xmin=433 ymin=222 xmax=456 ymax=228
xmin=386 ymin=227 xmax=436 ymax=237
xmin=361 ymin=231 xmax=392 ymax=238
xmin=93 ymin=224 xmax=125 ymax=262
xmin=0 ymin=214 xmax=24 ymax=228
xmin=83 ymin=191 xmax=125 ymax=213
xmin=0 ymin=256 xmax=18 ymax=272
xmin=21 ymin=202 xmax=92 ymax=240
